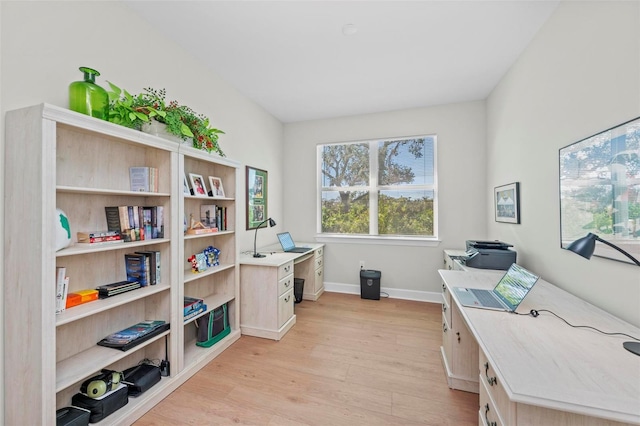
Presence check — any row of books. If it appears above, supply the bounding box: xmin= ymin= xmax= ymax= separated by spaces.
xmin=105 ymin=205 xmax=164 ymax=243
xmin=125 ymin=251 xmax=161 ymax=287
xmin=56 ymin=251 xmax=162 ymax=314
xmin=200 ymin=204 xmax=229 ymax=232
xmin=129 ymin=166 xmax=159 ymax=193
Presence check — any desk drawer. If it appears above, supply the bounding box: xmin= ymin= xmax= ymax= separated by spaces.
xmin=278 ymin=261 xmax=294 ymax=280
xmin=278 ymin=288 xmax=294 ymax=328
xmin=479 ymin=350 xmax=513 ymax=424
xmin=315 ymin=247 xmax=323 ymax=258
xmin=441 ymin=282 xmax=452 ymax=326
xmin=278 ymin=274 xmax=294 ymax=296
xmin=315 ymin=256 xmax=323 ymax=270
xmin=479 ymin=377 xmax=504 ymax=426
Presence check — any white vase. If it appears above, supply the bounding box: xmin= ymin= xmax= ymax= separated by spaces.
xmin=141 ymin=120 xmax=183 ymax=143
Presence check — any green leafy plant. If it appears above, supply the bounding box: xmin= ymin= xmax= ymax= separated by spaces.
xmin=106 ymin=83 xmax=225 ymax=156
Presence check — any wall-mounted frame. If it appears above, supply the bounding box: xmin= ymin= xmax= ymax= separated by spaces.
xmin=246 ymin=166 xmax=268 ymax=229
xmin=559 ymin=117 xmax=640 ymax=264
xmin=495 ymin=182 xmax=520 ymax=224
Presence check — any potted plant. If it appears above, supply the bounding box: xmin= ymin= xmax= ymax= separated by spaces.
xmin=106 ymin=83 xmax=225 ymax=156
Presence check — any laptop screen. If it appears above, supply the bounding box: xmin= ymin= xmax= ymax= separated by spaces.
xmin=277 ymin=232 xmax=295 ymax=251
xmin=493 ymin=264 xmax=539 ymax=310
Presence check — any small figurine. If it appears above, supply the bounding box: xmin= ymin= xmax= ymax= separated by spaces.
xmin=187 ymin=255 xmax=199 ymax=273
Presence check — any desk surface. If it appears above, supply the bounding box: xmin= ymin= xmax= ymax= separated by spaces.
xmin=239 ymin=242 xmax=323 ymax=267
xmin=439 ymin=269 xmax=640 ymax=424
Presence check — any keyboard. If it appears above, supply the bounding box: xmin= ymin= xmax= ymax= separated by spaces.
xmin=470 ymin=289 xmax=504 ymax=309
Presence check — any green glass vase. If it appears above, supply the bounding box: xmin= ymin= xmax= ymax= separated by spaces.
xmin=69 ymin=67 xmax=108 ymax=120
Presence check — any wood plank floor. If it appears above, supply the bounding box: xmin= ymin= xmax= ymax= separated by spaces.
xmin=135 ymin=292 xmax=478 ymax=425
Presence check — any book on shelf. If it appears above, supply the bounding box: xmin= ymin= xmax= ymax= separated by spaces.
xmin=77 ymin=230 xmax=123 ymax=244
xmin=65 ymin=289 xmax=98 ymax=309
xmin=184 ymin=296 xmax=205 ymax=316
xmin=56 ymin=266 xmax=68 ymax=314
xmin=184 ymin=304 xmax=207 ymax=322
xmin=125 ymin=253 xmax=149 ymax=287
xmin=129 ymin=166 xmax=159 ymax=192
xmin=96 ymin=280 xmax=141 ymax=298
xmin=97 ymin=320 xmax=169 ymax=351
xmin=135 ymin=251 xmax=158 ymax=285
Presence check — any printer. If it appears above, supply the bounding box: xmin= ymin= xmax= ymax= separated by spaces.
xmin=463 ymin=240 xmax=516 ymax=270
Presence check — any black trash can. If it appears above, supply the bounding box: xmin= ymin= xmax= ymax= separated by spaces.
xmin=360 ymin=269 xmax=381 ymax=300
xmin=294 ymin=278 xmax=305 ymax=303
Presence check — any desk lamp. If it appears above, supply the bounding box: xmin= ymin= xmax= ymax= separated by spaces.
xmin=565 ymin=232 xmax=640 ymax=356
xmin=253 ymin=217 xmax=276 ymax=258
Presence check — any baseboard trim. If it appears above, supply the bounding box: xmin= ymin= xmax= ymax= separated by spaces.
xmin=323 ymin=281 xmax=442 ymax=304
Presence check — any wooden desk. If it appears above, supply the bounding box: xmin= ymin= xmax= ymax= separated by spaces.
xmin=439 ymin=269 xmax=640 ymax=425
xmin=239 ymin=243 xmax=324 ymax=340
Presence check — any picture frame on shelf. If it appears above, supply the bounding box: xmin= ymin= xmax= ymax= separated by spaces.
xmin=494 ymin=182 xmax=520 ymax=224
xmin=209 ymin=176 xmax=225 ymax=198
xmin=246 ymin=166 xmax=268 ymax=229
xmin=189 ymin=173 xmax=208 ymax=197
xmin=183 ymin=172 xmax=191 ymax=195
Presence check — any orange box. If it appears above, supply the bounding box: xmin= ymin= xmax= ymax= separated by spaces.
xmin=65 ymin=289 xmax=99 ymax=309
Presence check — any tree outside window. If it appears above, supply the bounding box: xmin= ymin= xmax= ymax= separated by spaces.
xmin=318 ymin=136 xmax=437 ymax=238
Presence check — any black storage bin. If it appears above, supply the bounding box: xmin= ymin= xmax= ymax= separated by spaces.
xmin=360 ymin=269 xmax=381 ymax=300
xmin=294 ymin=278 xmax=304 ymax=303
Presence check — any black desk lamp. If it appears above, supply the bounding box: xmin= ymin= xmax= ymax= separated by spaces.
xmin=253 ymin=217 xmax=276 ymax=258
xmin=565 ymin=232 xmax=640 ymax=356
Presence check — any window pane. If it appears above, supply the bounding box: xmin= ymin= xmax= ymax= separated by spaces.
xmin=378 ymin=137 xmax=434 ymax=186
xmin=321 ymin=190 xmax=369 ymax=233
xmin=321 ymin=143 xmax=369 ymax=187
xmin=378 ymin=190 xmax=434 ymax=236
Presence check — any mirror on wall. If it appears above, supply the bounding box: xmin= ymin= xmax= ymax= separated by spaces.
xmin=559 ymin=117 xmax=640 ymax=264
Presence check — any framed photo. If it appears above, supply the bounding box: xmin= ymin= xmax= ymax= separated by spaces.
xmin=183 ymin=172 xmax=191 ymax=195
xmin=559 ymin=116 xmax=640 ymax=264
xmin=209 ymin=176 xmax=225 ymax=198
xmin=189 ymin=173 xmax=208 ymax=197
xmin=495 ymin=182 xmax=520 ymax=224
xmin=246 ymin=166 xmax=268 ymax=229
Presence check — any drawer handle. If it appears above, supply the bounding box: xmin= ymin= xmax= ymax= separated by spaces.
xmin=442 ymin=305 xmax=447 ymax=313
xmin=317 ymin=260 xmax=322 ymax=266
xmin=456 ymin=331 xmax=460 ymax=343
xmin=284 ymin=265 xmax=291 ymax=272
xmin=442 ymin=323 xmax=448 ymax=333
xmin=442 ymin=283 xmax=447 ymax=293
xmin=484 ymin=404 xmax=497 ymax=426
xmin=484 ymin=362 xmax=498 ymax=386
xmin=284 ymin=280 xmax=291 ymax=287
xmin=317 ymin=270 xmax=322 ymax=277
xmin=284 ymin=295 xmax=291 ymax=303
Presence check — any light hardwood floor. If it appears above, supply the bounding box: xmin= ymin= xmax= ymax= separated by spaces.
xmin=135 ymin=292 xmax=478 ymax=425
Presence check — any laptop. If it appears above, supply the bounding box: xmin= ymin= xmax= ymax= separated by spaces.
xmin=452 ymin=263 xmax=539 ymax=312
xmin=277 ymin=232 xmax=312 ymax=254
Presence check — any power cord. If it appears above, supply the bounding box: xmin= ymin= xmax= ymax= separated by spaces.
xmin=380 ymin=291 xmax=390 ymax=298
xmin=511 ymin=309 xmax=640 ymax=341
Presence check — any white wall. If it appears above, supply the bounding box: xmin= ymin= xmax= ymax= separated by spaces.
xmin=284 ymin=101 xmax=487 ymax=299
xmin=487 ymin=1 xmax=640 ymax=327
xmin=0 ymin=1 xmax=284 ymax=419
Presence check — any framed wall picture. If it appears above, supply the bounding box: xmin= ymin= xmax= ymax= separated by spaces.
xmin=209 ymin=176 xmax=225 ymax=198
xmin=495 ymin=182 xmax=520 ymax=224
xmin=246 ymin=166 xmax=268 ymax=229
xmin=559 ymin=116 xmax=640 ymax=264
xmin=189 ymin=173 xmax=208 ymax=197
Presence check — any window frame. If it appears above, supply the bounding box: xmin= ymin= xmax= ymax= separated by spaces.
xmin=316 ymin=135 xmax=439 ymax=246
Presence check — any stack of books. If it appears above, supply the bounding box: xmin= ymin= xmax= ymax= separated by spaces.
xmin=184 ymin=296 xmax=207 ymax=322
xmin=96 ymin=280 xmax=141 ymax=298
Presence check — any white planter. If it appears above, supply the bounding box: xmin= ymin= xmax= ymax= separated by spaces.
xmin=141 ymin=120 xmax=184 ymax=143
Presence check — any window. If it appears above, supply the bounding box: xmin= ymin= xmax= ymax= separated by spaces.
xmin=318 ymin=135 xmax=437 ymax=240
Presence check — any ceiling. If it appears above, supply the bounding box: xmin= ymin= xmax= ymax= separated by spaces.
xmin=123 ymin=1 xmax=559 ymax=123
